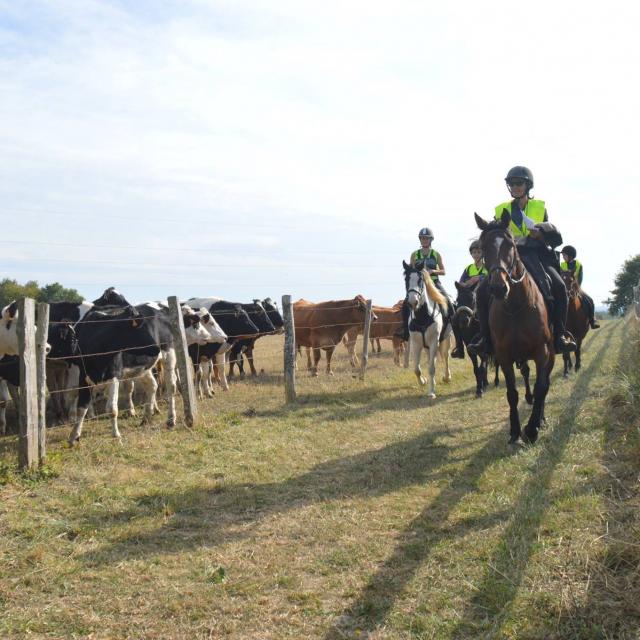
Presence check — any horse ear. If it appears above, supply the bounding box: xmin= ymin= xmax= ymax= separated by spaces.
xmin=415 ymin=259 xmax=425 ymax=271
xmin=474 ymin=212 xmax=488 ymax=230
xmin=499 ymin=208 xmax=511 ymax=228
xmin=454 ymin=281 xmax=463 ymax=291
xmin=402 ymin=259 xmax=410 ymax=270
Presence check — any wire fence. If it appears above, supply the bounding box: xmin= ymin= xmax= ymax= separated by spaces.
xmin=1 ymin=294 xmax=411 ymax=468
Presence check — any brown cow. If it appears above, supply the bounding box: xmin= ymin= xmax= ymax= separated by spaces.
xmin=342 ymin=300 xmax=404 ymax=367
xmin=293 ymin=295 xmax=375 ymax=376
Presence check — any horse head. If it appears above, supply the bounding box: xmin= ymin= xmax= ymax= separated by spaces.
xmin=454 ymin=281 xmax=476 ymax=309
xmin=562 ymin=270 xmax=580 ymax=299
xmin=474 ymin=210 xmax=523 ymax=300
xmin=403 ymin=260 xmax=426 ymax=310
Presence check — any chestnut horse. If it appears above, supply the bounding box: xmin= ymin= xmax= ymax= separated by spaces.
xmin=562 ymin=271 xmax=590 ymax=377
xmin=475 ymin=211 xmax=555 ymax=444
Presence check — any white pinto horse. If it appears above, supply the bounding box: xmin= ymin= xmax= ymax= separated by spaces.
xmin=403 ymin=260 xmax=452 ymax=401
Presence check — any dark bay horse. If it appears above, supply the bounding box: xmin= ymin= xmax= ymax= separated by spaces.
xmin=562 ymin=271 xmax=590 ymax=377
xmin=475 ymin=211 xmax=555 ymax=444
xmin=453 ymin=283 xmax=489 ymax=397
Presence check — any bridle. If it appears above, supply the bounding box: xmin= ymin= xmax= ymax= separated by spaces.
xmin=406 ymin=269 xmax=439 ymax=319
xmin=486 ymin=233 xmax=527 ymax=286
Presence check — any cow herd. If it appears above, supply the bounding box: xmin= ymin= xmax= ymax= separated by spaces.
xmin=0 ymin=288 xmax=412 ymax=446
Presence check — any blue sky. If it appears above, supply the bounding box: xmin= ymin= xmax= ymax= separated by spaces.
xmin=1 ymin=0 xmax=638 ymax=307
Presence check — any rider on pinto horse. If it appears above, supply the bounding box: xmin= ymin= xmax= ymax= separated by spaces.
xmin=402 ymin=227 xmax=461 ymax=352
xmin=560 ymin=245 xmax=600 ymax=329
xmin=467 ymin=165 xmax=577 ymax=356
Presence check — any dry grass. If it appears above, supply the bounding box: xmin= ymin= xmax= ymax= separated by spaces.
xmin=0 ymin=320 xmax=638 ymax=639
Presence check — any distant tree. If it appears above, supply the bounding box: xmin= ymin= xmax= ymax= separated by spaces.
xmin=604 ymin=254 xmax=640 ymax=316
xmin=0 ymin=278 xmax=84 ymax=309
xmin=38 ymin=282 xmax=83 ymax=304
xmin=0 ymin=278 xmax=40 ymax=308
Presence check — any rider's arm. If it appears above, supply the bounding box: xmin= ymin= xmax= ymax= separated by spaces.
xmin=429 ymin=253 xmax=445 ymax=277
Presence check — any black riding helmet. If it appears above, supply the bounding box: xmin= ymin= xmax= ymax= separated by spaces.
xmin=561 ymin=245 xmax=577 ymax=260
xmin=505 ymin=166 xmax=534 ymax=190
xmin=418 ymin=227 xmax=434 ymax=239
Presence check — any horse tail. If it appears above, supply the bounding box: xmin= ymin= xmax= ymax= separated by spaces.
xmin=422 ymin=272 xmax=447 ymax=307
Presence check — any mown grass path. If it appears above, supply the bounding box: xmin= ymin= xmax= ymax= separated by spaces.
xmin=0 ymin=318 xmax=637 ymax=639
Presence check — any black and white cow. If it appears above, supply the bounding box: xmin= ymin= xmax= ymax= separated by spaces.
xmin=119 ymin=302 xmax=212 ymax=427
xmin=227 ymin=301 xmax=276 ymax=378
xmin=53 ymin=304 xmax=160 ymax=445
xmin=184 ymin=297 xmax=260 ymax=393
xmin=0 ymin=322 xmax=79 ymax=435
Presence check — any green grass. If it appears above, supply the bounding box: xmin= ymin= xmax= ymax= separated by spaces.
xmin=0 ymin=318 xmax=638 ymax=639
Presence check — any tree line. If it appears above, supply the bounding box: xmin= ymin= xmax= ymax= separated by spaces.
xmin=1 ymin=254 xmax=639 ymax=316
xmin=0 ymin=279 xmax=83 ymax=310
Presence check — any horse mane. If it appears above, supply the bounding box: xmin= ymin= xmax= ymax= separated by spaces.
xmin=422 ymin=271 xmax=447 ymax=307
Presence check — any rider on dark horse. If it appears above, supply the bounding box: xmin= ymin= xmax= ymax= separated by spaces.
xmin=560 ymin=245 xmax=600 ymax=329
xmin=468 ymin=166 xmax=577 ymax=357
xmin=402 ymin=227 xmax=460 ymax=352
xmin=450 ymin=239 xmax=488 ymax=358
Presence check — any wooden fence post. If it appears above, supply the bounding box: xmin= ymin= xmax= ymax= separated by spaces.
xmin=282 ymin=295 xmax=297 ymax=403
xmin=167 ymin=296 xmax=198 ymax=428
xmin=359 ymin=299 xmax=373 ymax=380
xmin=36 ymin=302 xmax=49 ymax=466
xmin=17 ymin=298 xmax=38 ymax=470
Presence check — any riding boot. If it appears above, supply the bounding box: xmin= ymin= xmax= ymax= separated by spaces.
xmin=467 ymin=281 xmax=492 ymax=357
xmin=581 ymin=293 xmax=600 ymax=329
xmin=450 ymin=315 xmax=465 ymax=358
xmin=552 ymin=297 xmax=577 ymax=354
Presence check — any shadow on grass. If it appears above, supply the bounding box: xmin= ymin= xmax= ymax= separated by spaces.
xmin=443 ymin=319 xmax=622 ymax=639
xmin=77 ymin=411 xmax=509 ymax=571
xmin=318 ymin=319 xmax=620 ymax=639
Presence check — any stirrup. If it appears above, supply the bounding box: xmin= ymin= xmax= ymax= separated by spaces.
xmin=451 ymin=346 xmax=465 ymax=359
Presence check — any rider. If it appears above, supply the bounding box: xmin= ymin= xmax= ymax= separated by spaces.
xmin=560 ymin=245 xmax=600 ymax=329
xmin=405 ymin=227 xmax=461 ymax=351
xmin=467 ymin=166 xmax=577 ymax=356
xmin=450 ymin=240 xmax=488 ymax=358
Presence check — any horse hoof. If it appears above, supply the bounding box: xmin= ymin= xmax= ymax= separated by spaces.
xmin=475 ymin=391 xmax=483 ymax=399
xmin=166 ymin=419 xmax=176 ymax=429
xmin=442 ymin=377 xmax=451 ymax=384
xmin=327 ymin=371 xmax=334 ymax=376
xmin=418 ymin=377 xmax=427 ymax=386
xmin=427 ymin=393 xmax=436 ymax=403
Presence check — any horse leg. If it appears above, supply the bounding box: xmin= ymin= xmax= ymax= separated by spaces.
xmin=439 ymin=334 xmax=452 ymax=383
xmin=575 ymin=341 xmax=582 ymax=372
xmin=411 ymin=333 xmax=426 ymax=386
xmin=494 ymin=363 xmax=500 ymax=387
xmin=471 ymin=354 xmax=483 ymax=398
xmin=427 ymin=345 xmax=437 ymax=400
xmin=524 ymin=354 xmax=553 ymax=443
xmin=563 ymin=352 xmax=570 ymax=377
xmin=520 ymin=361 xmax=533 ymax=405
xmin=481 ymin=355 xmax=489 ymax=390
xmin=502 ymin=362 xmax=521 ymax=444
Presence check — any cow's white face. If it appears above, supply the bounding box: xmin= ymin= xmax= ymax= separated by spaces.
xmin=197 ymin=308 xmax=227 ymax=344
xmin=0 ymin=303 xmax=20 ymax=356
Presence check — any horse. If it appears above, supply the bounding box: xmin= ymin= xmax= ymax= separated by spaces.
xmin=453 ymin=283 xmax=490 ymax=398
xmin=474 ymin=211 xmax=555 ymax=444
xmin=403 ymin=260 xmax=452 ymax=401
xmin=562 ymin=271 xmax=590 ymax=377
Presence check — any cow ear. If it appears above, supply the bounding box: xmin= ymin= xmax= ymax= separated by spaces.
xmin=499 ymin=208 xmax=511 ymax=228
xmin=474 ymin=212 xmax=489 ymax=231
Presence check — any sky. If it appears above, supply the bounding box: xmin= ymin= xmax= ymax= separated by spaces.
xmin=1 ymin=0 xmax=638 ymax=308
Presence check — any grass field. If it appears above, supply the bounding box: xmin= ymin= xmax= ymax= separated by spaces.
xmin=0 ymin=317 xmax=638 ymax=639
